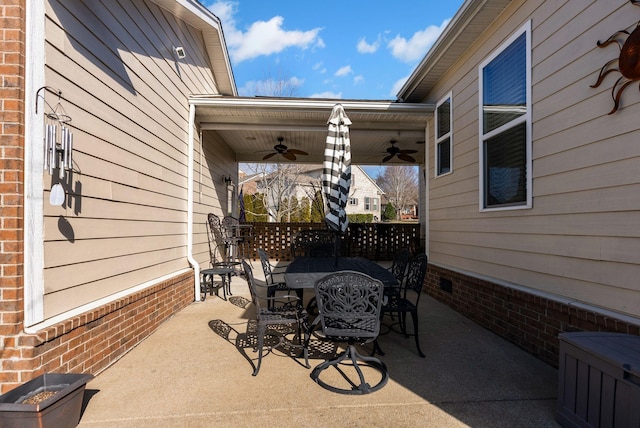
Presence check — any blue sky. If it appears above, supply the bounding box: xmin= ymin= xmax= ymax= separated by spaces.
xmin=205 ymin=1 xmax=464 ymax=178
xmin=205 ymin=1 xmax=464 ymax=100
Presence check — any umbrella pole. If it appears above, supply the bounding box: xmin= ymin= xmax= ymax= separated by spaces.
xmin=334 ymin=231 xmax=340 ymax=267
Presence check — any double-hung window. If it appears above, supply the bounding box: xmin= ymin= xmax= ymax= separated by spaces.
xmin=435 ymin=92 xmax=452 ymax=176
xmin=479 ymin=21 xmax=532 ymax=210
xmin=364 ymin=197 xmax=378 ymax=211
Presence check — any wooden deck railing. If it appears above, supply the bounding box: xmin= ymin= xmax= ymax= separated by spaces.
xmin=241 ymin=222 xmax=421 ymax=261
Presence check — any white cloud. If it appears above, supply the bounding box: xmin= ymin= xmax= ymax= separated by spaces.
xmin=354 ymin=75 xmax=364 ymax=85
xmin=390 ymin=75 xmax=410 ymax=97
xmin=310 ymin=91 xmax=343 ymax=99
xmin=335 ymin=65 xmax=353 ymax=77
xmin=313 ymin=62 xmax=326 ymax=74
xmin=207 ymin=1 xmax=323 ymax=63
xmin=208 ymin=1 xmax=243 ymax=46
xmin=387 ymin=18 xmax=451 ymax=63
xmin=357 ymin=36 xmax=380 ymax=54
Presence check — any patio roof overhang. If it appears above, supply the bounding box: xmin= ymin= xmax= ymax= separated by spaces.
xmin=189 ymin=96 xmax=433 ymax=165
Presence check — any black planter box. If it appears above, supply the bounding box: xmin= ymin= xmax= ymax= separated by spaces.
xmin=0 ymin=373 xmax=94 ymax=428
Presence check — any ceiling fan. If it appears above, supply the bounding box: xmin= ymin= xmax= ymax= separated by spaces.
xmin=262 ymin=137 xmax=309 ymax=161
xmin=383 ymin=139 xmax=418 ymax=163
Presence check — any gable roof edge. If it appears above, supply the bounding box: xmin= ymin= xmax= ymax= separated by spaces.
xmin=397 ymin=0 xmax=512 ymax=102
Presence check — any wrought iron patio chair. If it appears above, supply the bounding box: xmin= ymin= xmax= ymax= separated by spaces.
xmin=207 ymin=214 xmax=231 ymax=265
xmin=242 ymin=260 xmax=309 ymax=376
xmin=222 ymin=215 xmax=252 ymax=263
xmin=385 ymin=247 xmax=410 ymax=299
xmin=290 ymin=229 xmax=337 ymax=259
xmin=202 ymin=213 xmax=238 ymax=299
xmin=388 ymin=247 xmax=410 ymax=284
xmin=257 ymin=248 xmax=298 ymax=308
xmin=376 ymin=252 xmax=428 ymax=358
xmin=310 ymin=271 xmax=388 ymax=394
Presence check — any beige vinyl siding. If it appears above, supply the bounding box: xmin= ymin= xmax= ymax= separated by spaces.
xmin=41 ymin=0 xmax=229 ymax=317
xmin=427 ymin=0 xmax=640 ymax=317
xmin=191 ymin=130 xmax=236 ymax=268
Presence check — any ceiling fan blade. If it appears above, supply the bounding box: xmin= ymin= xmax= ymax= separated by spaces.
xmin=382 ymin=154 xmax=394 ymax=163
xmin=263 ymin=152 xmax=277 ymax=160
xmin=398 ymin=153 xmax=416 ymax=163
xmin=287 ymin=149 xmax=308 ymax=155
xmin=400 ymin=149 xmax=418 ymax=154
xmin=283 ymin=152 xmax=296 ymax=161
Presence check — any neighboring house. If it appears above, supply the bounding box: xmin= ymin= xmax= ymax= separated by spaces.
xmin=399 ymin=0 xmax=640 ymax=365
xmin=300 ymin=165 xmax=383 ymax=220
xmin=1 ymin=0 xmax=236 ymax=392
xmin=243 ymin=165 xmax=383 ymax=221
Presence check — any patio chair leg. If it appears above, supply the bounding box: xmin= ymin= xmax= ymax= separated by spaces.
xmin=226 ymin=273 xmax=233 ymax=297
xmin=253 ymin=324 xmax=266 ymax=376
xmin=372 ymin=339 xmax=385 ymax=356
xmin=401 ymin=312 xmax=408 ymax=337
xmin=410 ymin=311 xmax=425 ymax=358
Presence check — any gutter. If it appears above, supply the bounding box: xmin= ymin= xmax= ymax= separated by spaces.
xmin=186 ymin=103 xmax=201 ymax=301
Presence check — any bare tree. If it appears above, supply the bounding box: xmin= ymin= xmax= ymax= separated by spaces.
xmin=376 ymin=166 xmax=418 ymax=220
xmin=245 ymin=68 xmax=301 ymax=97
xmin=241 ymin=67 xmax=306 ymax=221
xmin=246 ymin=163 xmax=307 ymax=222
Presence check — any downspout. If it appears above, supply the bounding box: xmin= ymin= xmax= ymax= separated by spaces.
xmin=423 ymin=121 xmax=430 ymax=256
xmin=187 ymin=103 xmax=201 ymax=301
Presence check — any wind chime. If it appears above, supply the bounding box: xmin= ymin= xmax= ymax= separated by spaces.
xmin=36 ymin=87 xmax=74 ymax=205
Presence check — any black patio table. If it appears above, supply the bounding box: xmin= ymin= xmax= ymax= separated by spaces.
xmin=284 ymin=257 xmax=398 ymax=290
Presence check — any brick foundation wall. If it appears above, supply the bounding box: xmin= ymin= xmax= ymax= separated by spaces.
xmin=425 ymin=264 xmax=640 ymax=368
xmin=1 ymin=271 xmax=194 ymax=393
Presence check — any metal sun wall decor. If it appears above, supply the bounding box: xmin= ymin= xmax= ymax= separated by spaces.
xmin=36 ymin=86 xmax=74 ymax=205
xmin=591 ymin=0 xmax=640 ymax=114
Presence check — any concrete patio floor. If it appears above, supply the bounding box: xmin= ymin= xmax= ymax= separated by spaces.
xmin=77 ymin=261 xmax=561 ymax=427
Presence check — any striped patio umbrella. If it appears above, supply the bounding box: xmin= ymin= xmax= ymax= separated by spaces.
xmin=323 ymin=104 xmax=352 ymax=235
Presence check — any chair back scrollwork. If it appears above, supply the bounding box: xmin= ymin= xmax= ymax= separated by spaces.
xmin=314 ymin=271 xmax=384 ymax=341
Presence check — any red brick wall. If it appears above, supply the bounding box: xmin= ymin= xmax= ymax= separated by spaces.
xmin=425 ymin=264 xmax=640 ymax=367
xmin=1 ymin=271 xmax=194 ymax=393
xmin=0 ymin=0 xmax=26 ymax=390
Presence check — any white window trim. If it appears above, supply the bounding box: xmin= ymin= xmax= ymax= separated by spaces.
xmin=434 ymin=91 xmax=453 ymax=178
xmin=478 ymin=20 xmax=532 ymax=212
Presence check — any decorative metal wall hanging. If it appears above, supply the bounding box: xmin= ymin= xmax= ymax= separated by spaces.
xmin=36 ymin=87 xmax=74 ymax=205
xmin=591 ymin=0 xmax=640 ymax=114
